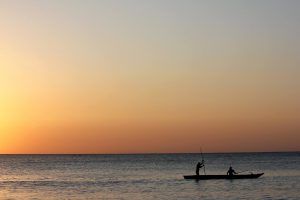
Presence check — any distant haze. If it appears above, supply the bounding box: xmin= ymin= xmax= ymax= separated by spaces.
xmin=0 ymin=0 xmax=299 ymax=153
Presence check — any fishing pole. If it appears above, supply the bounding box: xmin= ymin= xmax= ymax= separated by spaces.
xmin=200 ymin=147 xmax=206 ymax=175
xmin=237 ymin=170 xmax=252 ymax=174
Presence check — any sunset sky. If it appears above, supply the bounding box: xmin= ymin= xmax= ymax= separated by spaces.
xmin=0 ymin=0 xmax=299 ymax=153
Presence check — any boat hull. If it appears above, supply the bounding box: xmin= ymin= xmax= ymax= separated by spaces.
xmin=183 ymin=173 xmax=264 ymax=180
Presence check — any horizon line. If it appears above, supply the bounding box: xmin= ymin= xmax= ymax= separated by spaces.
xmin=0 ymin=150 xmax=299 ymax=155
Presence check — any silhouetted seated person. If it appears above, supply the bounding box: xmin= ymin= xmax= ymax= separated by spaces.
xmin=196 ymin=160 xmax=204 ymax=176
xmin=227 ymin=166 xmax=237 ymax=176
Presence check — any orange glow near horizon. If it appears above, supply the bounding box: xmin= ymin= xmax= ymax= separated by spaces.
xmin=0 ymin=1 xmax=299 ymax=153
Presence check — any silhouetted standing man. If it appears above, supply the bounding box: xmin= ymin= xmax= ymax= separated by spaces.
xmin=196 ymin=160 xmax=204 ymax=176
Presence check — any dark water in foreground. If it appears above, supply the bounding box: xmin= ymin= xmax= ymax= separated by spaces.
xmin=0 ymin=152 xmax=299 ymax=199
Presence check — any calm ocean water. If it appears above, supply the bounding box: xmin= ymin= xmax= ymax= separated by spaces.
xmin=0 ymin=152 xmax=299 ymax=199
